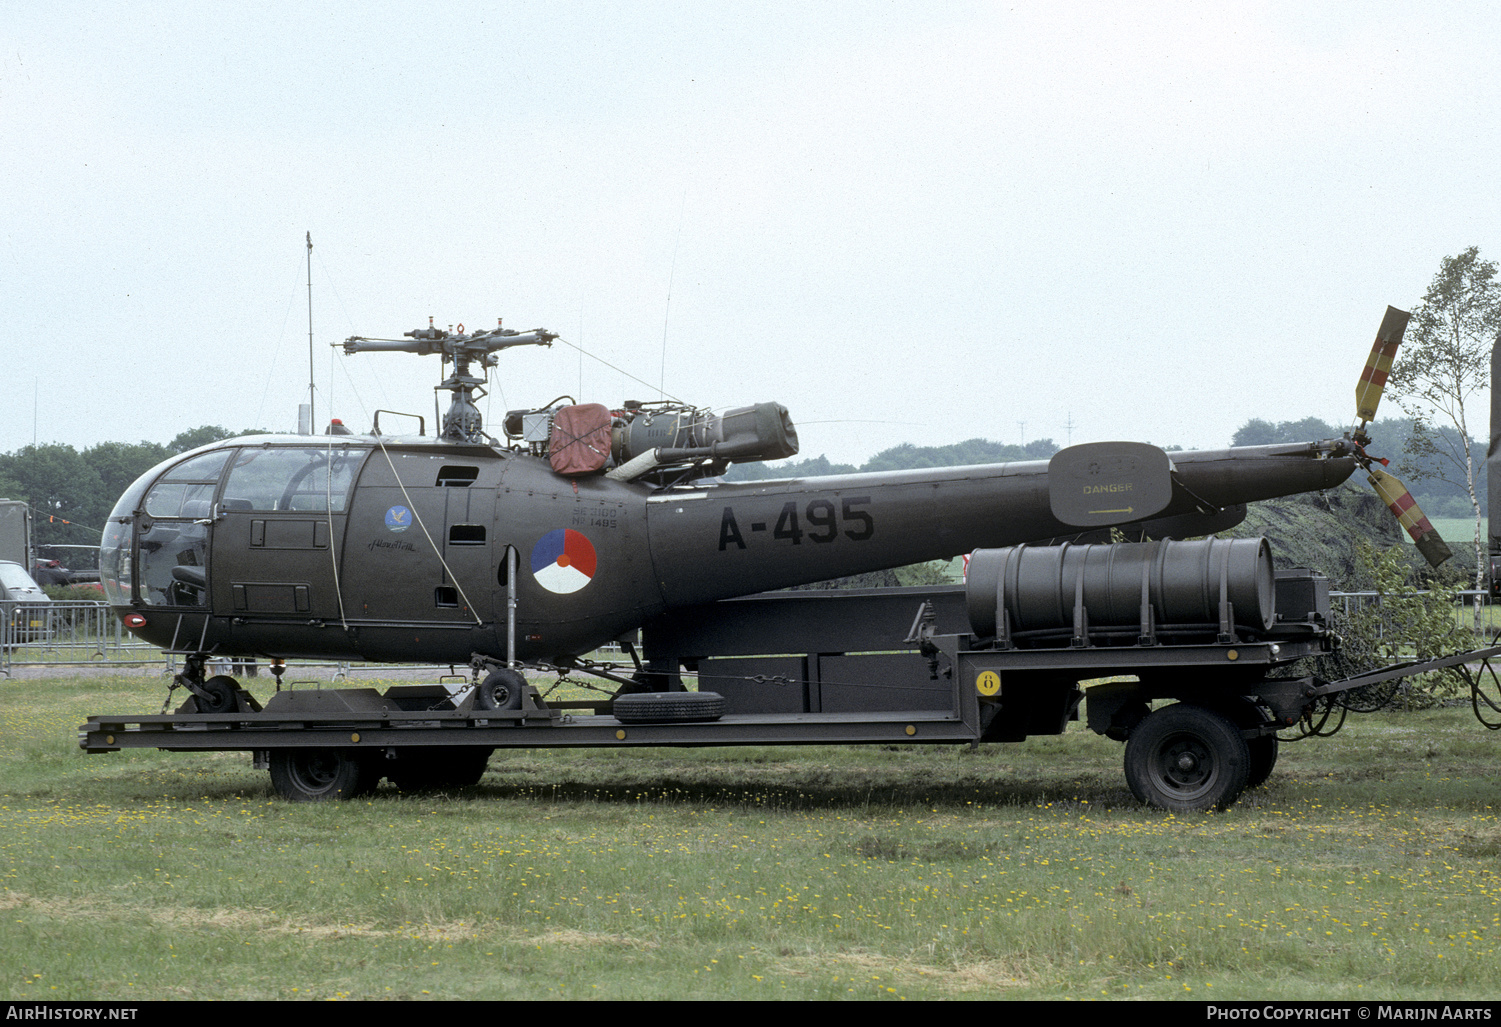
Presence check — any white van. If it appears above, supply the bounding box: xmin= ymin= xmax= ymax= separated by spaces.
xmin=0 ymin=560 xmax=51 ymax=644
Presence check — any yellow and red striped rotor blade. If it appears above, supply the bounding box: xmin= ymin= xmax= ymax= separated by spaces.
xmin=1368 ymin=468 xmax=1453 ymax=568
xmin=1354 ymin=306 xmax=1410 ymax=424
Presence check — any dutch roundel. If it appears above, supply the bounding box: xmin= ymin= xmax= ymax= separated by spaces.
xmin=530 ymin=529 xmax=598 ymax=594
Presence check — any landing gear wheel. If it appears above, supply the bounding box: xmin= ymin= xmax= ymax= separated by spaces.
xmin=269 ymin=749 xmax=376 ymax=801
xmin=612 ymin=691 xmax=725 ymax=724
xmin=475 ymin=668 xmax=527 ymax=711
xmin=387 ymin=748 xmax=492 ymax=791
xmin=1124 ymin=704 xmax=1250 ymax=812
xmin=195 ymin=675 xmax=240 ymax=714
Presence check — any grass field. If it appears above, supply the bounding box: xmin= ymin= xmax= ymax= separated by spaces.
xmin=4 ymin=673 xmax=1501 ymax=1001
xmin=1430 ymin=518 xmax=1485 ymax=550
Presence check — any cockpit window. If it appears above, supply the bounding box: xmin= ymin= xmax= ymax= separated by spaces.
xmin=136 ymin=450 xmax=233 ymax=605
xmin=223 ymin=447 xmax=361 ymax=513
xmin=143 ymin=450 xmax=232 ymax=518
xmin=161 ymin=450 xmax=233 ymax=483
xmin=145 ymin=482 xmax=219 ymax=519
xmin=100 ymin=521 xmax=132 ymax=606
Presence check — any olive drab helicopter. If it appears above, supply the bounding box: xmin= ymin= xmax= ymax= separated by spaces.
xmin=98 ymin=307 xmax=1449 ymax=714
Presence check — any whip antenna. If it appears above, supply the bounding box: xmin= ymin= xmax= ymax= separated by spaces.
xmin=306 ymin=232 xmax=316 ymax=432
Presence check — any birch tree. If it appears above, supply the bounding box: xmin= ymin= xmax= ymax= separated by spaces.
xmin=1388 ymin=246 xmax=1501 ymax=625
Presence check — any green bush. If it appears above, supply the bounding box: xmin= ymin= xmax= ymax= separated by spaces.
xmin=1337 ymin=542 xmax=1474 ymax=706
xmin=41 ymin=582 xmax=107 ymax=602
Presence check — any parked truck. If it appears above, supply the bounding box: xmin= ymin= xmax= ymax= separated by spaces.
xmin=0 ymin=500 xmax=31 ymax=570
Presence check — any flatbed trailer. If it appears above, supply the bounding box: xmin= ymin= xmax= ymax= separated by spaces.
xmin=90 ymin=535 xmax=1470 ymax=811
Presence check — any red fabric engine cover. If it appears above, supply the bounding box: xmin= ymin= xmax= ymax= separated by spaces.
xmin=548 ymin=403 xmax=613 ymax=476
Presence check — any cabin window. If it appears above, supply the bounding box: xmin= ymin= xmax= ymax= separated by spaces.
xmin=435 ymin=465 xmax=479 ymax=487
xmin=448 ymin=524 xmax=485 ymax=546
xmin=144 ymin=481 xmax=218 ymax=519
xmin=223 ymin=447 xmax=363 ymax=513
xmin=162 ymin=450 xmax=233 ymax=483
xmin=100 ymin=520 xmax=132 ymax=606
xmin=138 ymin=518 xmax=210 ymax=607
xmin=143 ymin=450 xmax=232 ymax=518
xmin=138 ymin=450 xmax=233 ymax=605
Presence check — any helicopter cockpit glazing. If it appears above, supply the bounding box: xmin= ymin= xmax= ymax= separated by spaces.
xmin=137 ymin=450 xmax=231 ymax=608
xmin=100 ymin=444 xmax=367 ymax=610
xmin=221 ymin=446 xmax=361 ymax=514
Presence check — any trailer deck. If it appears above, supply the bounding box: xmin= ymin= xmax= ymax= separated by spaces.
xmin=82 ymin=549 xmax=1372 ymax=810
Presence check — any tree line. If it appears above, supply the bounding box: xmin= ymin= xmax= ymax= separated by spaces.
xmin=0 ymin=427 xmax=264 ymax=554
xmin=727 ymin=418 xmax=1484 ymax=520
xmin=725 ymin=437 xmax=1065 ymax=481
xmin=1233 ymin=415 xmax=1485 ymax=519
xmin=2 ymin=414 xmax=1481 ymax=558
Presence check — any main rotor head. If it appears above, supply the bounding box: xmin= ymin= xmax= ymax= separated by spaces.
xmin=343 ymin=317 xmax=556 ymax=441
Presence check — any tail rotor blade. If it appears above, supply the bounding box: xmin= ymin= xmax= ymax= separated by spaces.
xmin=1355 ymin=306 xmax=1411 ymax=424
xmin=1368 ymin=467 xmax=1453 ymax=567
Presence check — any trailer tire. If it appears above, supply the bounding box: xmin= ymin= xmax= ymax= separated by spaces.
xmin=476 ymin=668 xmax=527 ymax=711
xmin=612 ymin=691 xmax=725 ymax=724
xmin=1246 ymin=734 xmax=1279 ymax=789
xmin=1226 ymin=700 xmax=1279 ymax=789
xmin=1124 ymin=704 xmax=1250 ymax=812
xmin=269 ymin=749 xmax=375 ymax=801
xmin=195 ymin=675 xmax=239 ymax=715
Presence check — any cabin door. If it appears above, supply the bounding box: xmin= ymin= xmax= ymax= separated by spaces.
xmin=209 ymin=446 xmax=365 ymax=622
xmin=337 ymin=451 xmax=497 ymax=626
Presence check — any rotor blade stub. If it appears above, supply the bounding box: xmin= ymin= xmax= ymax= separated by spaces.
xmin=1354 ymin=306 xmax=1410 ymax=424
xmin=1368 ymin=468 xmax=1453 ymax=567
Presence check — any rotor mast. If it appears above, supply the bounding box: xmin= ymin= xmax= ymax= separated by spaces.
xmin=343 ymin=318 xmax=556 ymax=441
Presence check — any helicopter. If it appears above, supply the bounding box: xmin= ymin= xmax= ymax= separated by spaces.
xmin=97 ymin=308 xmax=1449 ymax=713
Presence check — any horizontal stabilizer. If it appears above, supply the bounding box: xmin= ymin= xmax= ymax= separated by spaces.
xmin=1048 ymin=442 xmax=1174 ymax=528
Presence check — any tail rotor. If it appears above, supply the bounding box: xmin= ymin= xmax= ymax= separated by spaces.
xmin=1349 ymin=306 xmax=1453 ymax=568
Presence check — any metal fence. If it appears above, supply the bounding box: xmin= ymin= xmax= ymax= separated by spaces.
xmin=0 ymin=601 xmax=530 ymax=682
xmin=0 ymin=600 xmax=164 ymax=676
xmin=1329 ymin=589 xmax=1494 ymax=644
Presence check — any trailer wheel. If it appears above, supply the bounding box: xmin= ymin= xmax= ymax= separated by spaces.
xmin=1217 ymin=698 xmax=1280 ymax=789
xmin=475 ymin=668 xmax=527 ymax=711
xmin=1124 ymin=704 xmax=1250 ymax=812
xmin=1246 ymin=735 xmax=1279 ymax=789
xmin=195 ymin=675 xmax=240 ymax=715
xmin=269 ymin=749 xmax=375 ymax=802
xmin=612 ymin=691 xmax=725 ymax=724
xmin=1227 ymin=700 xmax=1279 ymax=789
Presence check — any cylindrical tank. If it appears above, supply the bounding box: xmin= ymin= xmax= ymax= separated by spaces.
xmin=966 ymin=537 xmax=1276 ymax=640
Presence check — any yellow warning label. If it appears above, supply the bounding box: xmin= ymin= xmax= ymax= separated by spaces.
xmin=976 ymin=670 xmax=1001 ymax=696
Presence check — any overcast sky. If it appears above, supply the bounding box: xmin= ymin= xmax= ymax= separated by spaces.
xmin=4 ymin=2 xmax=1497 ymax=469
